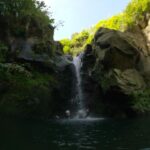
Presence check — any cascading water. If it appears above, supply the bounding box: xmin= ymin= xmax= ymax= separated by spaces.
xmin=73 ymin=55 xmax=83 ymax=109
xmin=64 ymin=54 xmax=103 ymax=121
xmin=73 ymin=54 xmax=88 ymax=118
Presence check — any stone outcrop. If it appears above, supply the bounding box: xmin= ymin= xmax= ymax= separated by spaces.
xmin=92 ymin=28 xmax=147 ymax=92
xmin=81 ymin=27 xmax=150 ymax=117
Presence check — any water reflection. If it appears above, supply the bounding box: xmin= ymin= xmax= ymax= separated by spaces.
xmin=0 ymin=117 xmax=150 ymax=150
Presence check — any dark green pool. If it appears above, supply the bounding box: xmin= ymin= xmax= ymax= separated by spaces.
xmin=0 ymin=117 xmax=150 ymax=150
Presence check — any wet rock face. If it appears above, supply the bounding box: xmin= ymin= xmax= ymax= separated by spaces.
xmin=81 ymin=27 xmax=150 ymax=117
xmin=81 ymin=45 xmax=103 ymax=115
xmin=51 ymin=62 xmax=76 ymax=117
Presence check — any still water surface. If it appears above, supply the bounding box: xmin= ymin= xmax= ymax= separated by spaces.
xmin=0 ymin=117 xmax=150 ymax=150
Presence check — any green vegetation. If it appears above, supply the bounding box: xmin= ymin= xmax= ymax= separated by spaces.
xmin=60 ymin=30 xmax=90 ymax=55
xmin=0 ymin=0 xmax=60 ymax=118
xmin=132 ymin=89 xmax=150 ymax=113
xmin=61 ymin=0 xmax=150 ymax=55
xmin=0 ymin=0 xmax=54 ymax=38
xmin=0 ymin=63 xmax=57 ymax=117
xmin=0 ymin=42 xmax=8 ymax=62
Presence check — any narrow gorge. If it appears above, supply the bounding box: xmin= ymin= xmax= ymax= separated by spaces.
xmin=0 ymin=0 xmax=150 ymax=119
xmin=1 ymin=0 xmax=150 ymax=150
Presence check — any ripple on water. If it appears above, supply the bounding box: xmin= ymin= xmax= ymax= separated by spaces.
xmin=79 ymin=145 xmax=96 ymax=150
xmin=59 ymin=117 xmax=105 ymax=124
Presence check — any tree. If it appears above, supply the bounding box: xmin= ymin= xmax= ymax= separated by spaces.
xmin=0 ymin=0 xmax=54 ymax=38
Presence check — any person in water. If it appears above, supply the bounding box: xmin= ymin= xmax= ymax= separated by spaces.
xmin=65 ymin=110 xmax=71 ymax=118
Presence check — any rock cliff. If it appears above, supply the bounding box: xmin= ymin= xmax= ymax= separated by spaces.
xmin=81 ymin=25 xmax=150 ymax=117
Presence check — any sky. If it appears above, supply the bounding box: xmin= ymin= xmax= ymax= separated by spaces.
xmin=43 ymin=0 xmax=131 ymax=40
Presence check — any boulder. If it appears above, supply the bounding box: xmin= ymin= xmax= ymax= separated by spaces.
xmin=93 ymin=28 xmax=139 ymax=70
xmin=91 ymin=28 xmax=146 ymax=92
xmin=112 ymin=69 xmax=146 ymax=94
xmin=81 ymin=27 xmax=150 ymax=117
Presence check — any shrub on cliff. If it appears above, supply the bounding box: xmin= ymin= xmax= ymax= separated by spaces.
xmin=132 ymin=89 xmax=150 ymax=113
xmin=124 ymin=0 xmax=150 ymax=27
xmin=60 ymin=39 xmax=72 ymax=54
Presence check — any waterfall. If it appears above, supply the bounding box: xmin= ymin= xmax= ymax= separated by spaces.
xmin=73 ymin=54 xmax=89 ymax=118
xmin=73 ymin=55 xmax=83 ymax=109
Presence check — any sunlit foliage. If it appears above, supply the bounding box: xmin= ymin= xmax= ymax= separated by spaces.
xmin=60 ymin=30 xmax=89 ymax=55
xmin=61 ymin=0 xmax=150 ymax=55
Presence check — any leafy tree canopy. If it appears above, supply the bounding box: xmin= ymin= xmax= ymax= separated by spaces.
xmin=0 ymin=0 xmax=54 ymax=38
